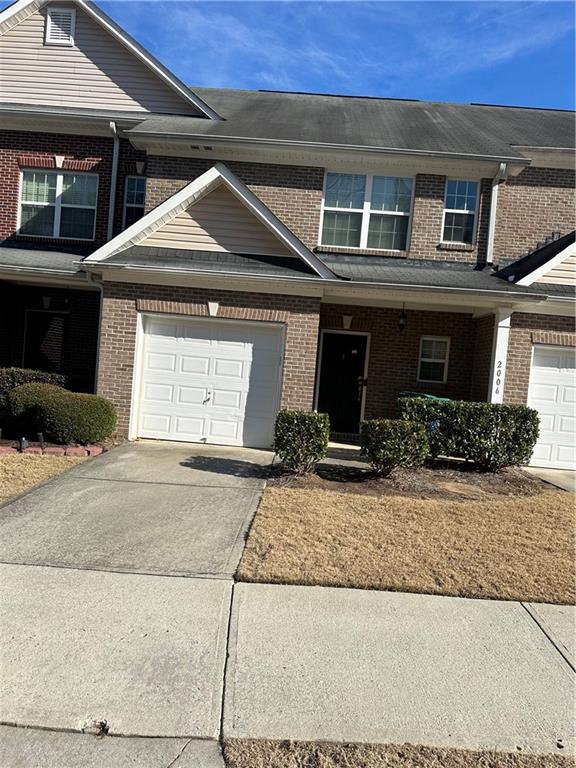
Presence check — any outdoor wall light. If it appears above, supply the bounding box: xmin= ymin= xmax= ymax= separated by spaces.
xmin=342 ymin=315 xmax=353 ymax=330
xmin=398 ymin=304 xmax=407 ymax=332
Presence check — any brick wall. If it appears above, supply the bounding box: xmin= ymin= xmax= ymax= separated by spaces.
xmin=0 ymin=131 xmax=146 ymax=249
xmin=504 ymin=312 xmax=576 ymax=405
xmin=494 ymin=167 xmax=575 ymax=262
xmin=97 ymin=281 xmax=321 ymax=435
xmin=470 ymin=314 xmax=495 ymax=401
xmin=319 ymin=304 xmax=476 ymax=418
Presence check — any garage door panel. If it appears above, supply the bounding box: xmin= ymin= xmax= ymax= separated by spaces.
xmin=528 ymin=345 xmax=576 ymax=470
xmin=137 ymin=316 xmax=283 ymax=447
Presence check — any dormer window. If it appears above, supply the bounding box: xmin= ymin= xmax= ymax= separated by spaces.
xmin=45 ymin=6 xmax=76 ymax=46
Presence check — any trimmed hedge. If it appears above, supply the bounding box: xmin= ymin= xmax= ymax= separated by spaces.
xmin=274 ymin=409 xmax=329 ymax=475
xmin=0 ymin=367 xmax=66 ymax=409
xmin=360 ymin=418 xmax=429 ymax=476
xmin=7 ymin=383 xmax=117 ymax=445
xmin=399 ymin=397 xmax=540 ymax=472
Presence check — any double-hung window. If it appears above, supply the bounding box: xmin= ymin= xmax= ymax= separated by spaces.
xmin=442 ymin=180 xmax=478 ymax=244
xmin=123 ymin=176 xmax=146 ymax=228
xmin=418 ymin=337 xmax=450 ymax=383
xmin=321 ymin=172 xmax=413 ymax=250
xmin=19 ymin=170 xmax=98 ymax=240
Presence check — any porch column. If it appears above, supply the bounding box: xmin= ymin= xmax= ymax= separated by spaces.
xmin=488 ymin=309 xmax=512 ymax=403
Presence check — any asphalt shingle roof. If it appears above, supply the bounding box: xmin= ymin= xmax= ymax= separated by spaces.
xmin=0 ymin=246 xmax=83 ymax=276
xmin=127 ymin=88 xmax=575 ymax=160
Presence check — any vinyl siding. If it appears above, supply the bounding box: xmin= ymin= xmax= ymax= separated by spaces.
xmin=0 ymin=4 xmax=197 ymax=114
xmin=142 ymin=185 xmax=293 ymax=257
xmin=535 ymin=252 xmax=576 ymax=285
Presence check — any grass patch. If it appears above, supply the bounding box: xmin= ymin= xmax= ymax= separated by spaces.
xmin=238 ymin=487 xmax=575 ymax=604
xmin=223 ymin=739 xmax=574 ymax=768
xmin=0 ymin=454 xmax=85 ymax=504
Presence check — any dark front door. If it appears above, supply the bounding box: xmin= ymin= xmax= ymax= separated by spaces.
xmin=317 ymin=332 xmax=368 ymax=433
xmin=23 ymin=311 xmax=67 ymax=373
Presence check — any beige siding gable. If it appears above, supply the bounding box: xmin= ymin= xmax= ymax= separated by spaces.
xmin=0 ymin=3 xmax=200 ymax=114
xmin=535 ymin=251 xmax=576 ymax=285
xmin=142 ymin=185 xmax=294 ymax=257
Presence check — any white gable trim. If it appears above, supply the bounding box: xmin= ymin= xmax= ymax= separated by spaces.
xmin=84 ymin=162 xmax=335 ymax=279
xmin=516 ymin=241 xmax=576 ymax=286
xmin=0 ymin=0 xmax=221 ymax=120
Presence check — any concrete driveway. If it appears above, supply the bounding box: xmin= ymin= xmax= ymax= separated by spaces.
xmin=0 ymin=441 xmax=272 ymax=766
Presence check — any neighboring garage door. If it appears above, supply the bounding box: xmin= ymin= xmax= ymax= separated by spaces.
xmin=136 ymin=315 xmax=284 ymax=448
xmin=527 ymin=345 xmax=576 ymax=469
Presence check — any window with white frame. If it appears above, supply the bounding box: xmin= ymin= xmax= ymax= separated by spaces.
xmin=19 ymin=170 xmax=98 ymax=240
xmin=321 ymin=172 xmax=413 ymax=250
xmin=123 ymin=176 xmax=146 ymax=228
xmin=418 ymin=337 xmax=450 ymax=383
xmin=45 ymin=6 xmax=76 ymax=46
xmin=442 ymin=180 xmax=478 ymax=244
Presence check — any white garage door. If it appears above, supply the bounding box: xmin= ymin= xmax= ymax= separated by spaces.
xmin=136 ymin=315 xmax=283 ymax=448
xmin=528 ymin=345 xmax=576 ymax=469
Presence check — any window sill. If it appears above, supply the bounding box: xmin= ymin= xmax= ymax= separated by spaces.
xmin=437 ymin=242 xmax=475 ymax=252
xmin=315 ymin=245 xmax=407 ymax=257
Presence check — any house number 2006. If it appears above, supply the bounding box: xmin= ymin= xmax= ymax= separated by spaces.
xmin=494 ymin=360 xmax=504 ymax=395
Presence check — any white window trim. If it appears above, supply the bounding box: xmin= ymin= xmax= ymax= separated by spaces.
xmin=18 ymin=169 xmax=99 ymax=242
xmin=417 ymin=336 xmax=450 ymax=384
xmin=440 ymin=178 xmax=480 ymax=246
xmin=44 ymin=6 xmax=76 ymax=46
xmin=122 ymin=175 xmax=146 ymax=229
xmin=319 ymin=171 xmax=415 ymax=252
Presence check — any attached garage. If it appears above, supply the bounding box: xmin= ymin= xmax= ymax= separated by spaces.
xmin=528 ymin=345 xmax=576 ymax=470
xmin=133 ymin=315 xmax=284 ymax=448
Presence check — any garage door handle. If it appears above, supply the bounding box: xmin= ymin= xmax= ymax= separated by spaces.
xmin=203 ymin=392 xmax=211 ymax=404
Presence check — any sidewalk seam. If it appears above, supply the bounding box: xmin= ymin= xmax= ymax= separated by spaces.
xmin=520 ymin=602 xmax=575 ymax=673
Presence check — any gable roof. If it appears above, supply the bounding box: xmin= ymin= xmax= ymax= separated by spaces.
xmin=127 ymin=88 xmax=575 ymax=161
xmin=83 ymin=162 xmax=335 ymax=279
xmin=495 ymin=231 xmax=576 ymax=286
xmin=0 ymin=0 xmax=221 ymax=120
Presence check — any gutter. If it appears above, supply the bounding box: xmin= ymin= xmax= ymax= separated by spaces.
xmin=79 ymin=261 xmax=547 ymax=302
xmin=486 ymin=162 xmax=508 ymax=264
xmin=107 ymin=121 xmax=120 ymax=241
xmin=126 ymin=130 xmax=531 ymax=166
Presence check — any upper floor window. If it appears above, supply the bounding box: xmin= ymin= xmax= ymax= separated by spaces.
xmin=45 ymin=6 xmax=76 ymax=46
xmin=321 ymin=172 xmax=413 ymax=251
xmin=123 ymin=176 xmax=146 ymax=228
xmin=442 ymin=180 xmax=478 ymax=244
xmin=418 ymin=337 xmax=450 ymax=383
xmin=19 ymin=170 xmax=98 ymax=241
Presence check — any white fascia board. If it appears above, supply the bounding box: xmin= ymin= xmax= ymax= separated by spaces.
xmin=0 ymin=0 xmax=220 ymax=120
xmin=85 ymin=162 xmax=334 ymax=279
xmin=516 ymin=241 xmax=576 ymax=286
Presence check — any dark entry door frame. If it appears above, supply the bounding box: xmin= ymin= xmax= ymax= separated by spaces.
xmin=314 ymin=329 xmax=371 ymax=433
xmin=21 ymin=308 xmax=69 ymax=373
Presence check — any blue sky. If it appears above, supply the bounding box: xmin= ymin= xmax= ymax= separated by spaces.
xmin=3 ymin=1 xmax=575 ymax=108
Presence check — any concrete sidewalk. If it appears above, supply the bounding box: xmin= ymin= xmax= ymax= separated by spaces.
xmin=225 ymin=583 xmax=575 ymax=757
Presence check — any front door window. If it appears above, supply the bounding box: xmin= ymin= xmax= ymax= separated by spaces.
xmin=316 ymin=332 xmax=368 ymax=433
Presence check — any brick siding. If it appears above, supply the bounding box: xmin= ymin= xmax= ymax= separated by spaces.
xmin=494 ymin=167 xmax=576 ymax=262
xmin=470 ymin=314 xmax=495 ymax=401
xmin=0 ymin=131 xmax=145 ymax=249
xmin=319 ymin=304 xmax=476 ymax=419
xmin=97 ymin=281 xmax=320 ymax=435
xmin=504 ymin=312 xmax=576 ymax=405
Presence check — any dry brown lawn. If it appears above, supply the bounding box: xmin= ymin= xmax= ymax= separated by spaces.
xmin=238 ymin=487 xmax=575 ymax=604
xmin=223 ymin=739 xmax=574 ymax=768
xmin=0 ymin=454 xmax=85 ymax=504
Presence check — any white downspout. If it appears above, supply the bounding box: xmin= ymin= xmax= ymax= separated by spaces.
xmin=107 ymin=121 xmax=120 ymax=241
xmin=485 ymin=162 xmax=507 ymax=265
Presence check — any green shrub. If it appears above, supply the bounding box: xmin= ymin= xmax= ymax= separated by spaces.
xmin=399 ymin=397 xmax=540 ymax=471
xmin=274 ymin=409 xmax=329 ymax=474
xmin=7 ymin=383 xmax=117 ymax=444
xmin=0 ymin=368 xmax=66 ymax=400
xmin=360 ymin=418 xmax=429 ymax=476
